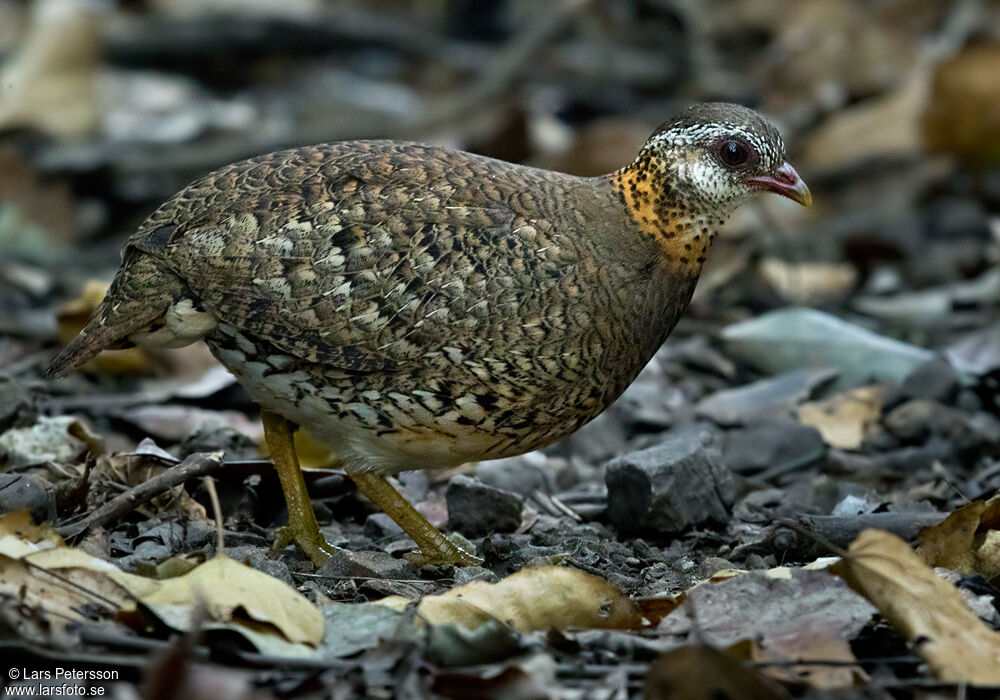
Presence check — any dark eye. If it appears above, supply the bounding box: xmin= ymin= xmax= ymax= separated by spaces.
xmin=717 ymin=139 xmax=751 ymax=169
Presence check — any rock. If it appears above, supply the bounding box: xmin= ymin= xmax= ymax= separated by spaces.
xmin=947 ymin=323 xmax=1000 ymax=376
xmin=558 ymin=410 xmax=629 ymax=463
xmin=696 ymin=368 xmax=838 ymax=426
xmin=722 ymin=419 xmax=826 ymax=474
xmin=0 ymin=473 xmax=50 ymax=522
xmin=0 ymin=378 xmax=33 ymax=434
xmin=882 ymin=399 xmax=1000 ymax=455
xmin=317 ymin=549 xmax=415 ymax=580
xmin=364 ymin=512 xmax=404 ymax=539
xmin=474 ymin=452 xmax=551 ymax=498
xmin=227 ymin=545 xmax=294 ymax=585
xmin=180 ymin=424 xmax=259 ymax=460
xmin=453 ymin=565 xmax=499 ymax=585
xmin=924 ymin=197 xmax=991 ymax=242
xmin=446 ymin=475 xmax=524 ymax=538
xmin=882 ymin=399 xmax=949 ymax=442
xmin=899 ymin=357 xmax=961 ymax=404
xmin=605 ymin=426 xmax=737 ymax=536
xmin=722 ymin=307 xmax=933 ymax=388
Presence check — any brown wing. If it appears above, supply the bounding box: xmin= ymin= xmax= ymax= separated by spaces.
xmin=128 ymin=141 xmax=583 ymax=373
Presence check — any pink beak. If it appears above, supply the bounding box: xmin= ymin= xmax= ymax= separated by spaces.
xmin=745 ymin=162 xmax=812 ymax=207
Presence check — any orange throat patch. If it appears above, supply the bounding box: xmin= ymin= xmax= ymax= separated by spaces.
xmin=609 ymin=154 xmax=717 ymax=275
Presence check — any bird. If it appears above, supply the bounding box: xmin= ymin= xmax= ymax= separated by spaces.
xmin=48 ymin=103 xmax=811 ymax=567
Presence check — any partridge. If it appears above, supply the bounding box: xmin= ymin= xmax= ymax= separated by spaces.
xmin=49 ymin=103 xmax=810 ymax=566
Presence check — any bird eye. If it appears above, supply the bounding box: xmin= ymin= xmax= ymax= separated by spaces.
xmin=717 ymin=139 xmax=751 ymax=169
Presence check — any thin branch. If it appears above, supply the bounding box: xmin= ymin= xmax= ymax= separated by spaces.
xmin=56 ymin=451 xmax=225 ymax=540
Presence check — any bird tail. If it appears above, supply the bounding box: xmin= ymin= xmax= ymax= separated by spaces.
xmin=46 ymin=252 xmax=184 ymax=378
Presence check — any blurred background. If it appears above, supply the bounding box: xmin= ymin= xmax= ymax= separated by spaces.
xmin=0 ymin=0 xmax=998 ymax=458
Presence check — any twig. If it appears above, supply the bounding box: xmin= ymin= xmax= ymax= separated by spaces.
xmin=202 ymin=476 xmax=225 ymax=555
xmin=56 ymin=452 xmax=225 ymax=539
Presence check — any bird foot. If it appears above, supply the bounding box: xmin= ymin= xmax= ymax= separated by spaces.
xmin=403 ymin=535 xmax=483 ymax=567
xmin=273 ymin=525 xmax=341 ymax=566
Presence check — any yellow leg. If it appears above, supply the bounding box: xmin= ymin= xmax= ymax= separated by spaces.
xmin=261 ymin=410 xmax=339 ymax=566
xmin=350 ymin=471 xmax=482 ymax=566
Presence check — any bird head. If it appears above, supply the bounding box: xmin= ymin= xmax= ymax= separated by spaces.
xmin=650 ymin=102 xmax=811 ymax=211
xmin=611 ymin=103 xmax=809 ymax=270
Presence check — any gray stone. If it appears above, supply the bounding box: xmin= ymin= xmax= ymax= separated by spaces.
xmin=605 ymin=426 xmax=737 ymax=536
xmin=227 ymin=545 xmax=294 ymax=585
xmin=474 ymin=453 xmax=550 ymax=498
xmin=0 ymin=473 xmax=50 ymax=522
xmin=0 ymin=379 xmax=32 ymax=434
xmin=900 ymin=357 xmax=960 ymax=404
xmin=364 ymin=512 xmax=404 ymax=539
xmin=721 ymin=419 xmax=826 ymax=474
xmin=446 ymin=475 xmax=523 ymax=538
xmin=453 ymin=565 xmax=499 ymax=585
xmin=883 ymin=399 xmax=946 ymax=442
xmin=316 ymin=549 xmax=415 ymax=580
xmin=722 ymin=308 xmax=933 ymax=389
xmin=696 ymin=368 xmax=838 ymax=426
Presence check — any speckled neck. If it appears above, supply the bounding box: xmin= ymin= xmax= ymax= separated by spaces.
xmin=608 ymin=148 xmax=723 ymax=274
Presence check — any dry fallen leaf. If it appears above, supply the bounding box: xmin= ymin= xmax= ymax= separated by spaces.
xmin=0 ymin=0 xmax=101 ymax=137
xmin=643 ymin=643 xmax=788 ymax=700
xmin=797 ymin=384 xmax=888 ymax=450
xmin=657 ymin=565 xmax=872 ymax=691
xmin=830 ymin=529 xmax=1000 ymax=685
xmin=137 ymin=555 xmax=323 ymax=645
xmin=798 ymin=60 xmax=931 ymax=174
xmin=923 ymin=42 xmax=1000 ymax=167
xmin=759 ymin=258 xmax=857 ymax=306
xmin=916 ymin=494 xmax=1000 ymax=584
xmin=0 ymin=512 xmax=322 ymax=646
xmin=376 ymin=566 xmax=643 ymax=632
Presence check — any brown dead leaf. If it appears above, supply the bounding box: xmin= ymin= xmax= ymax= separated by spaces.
xmin=0 ymin=509 xmax=63 ymax=547
xmin=0 ymin=0 xmax=101 ymax=137
xmin=0 ymin=148 xmax=76 ymax=252
xmin=923 ymin=42 xmax=1000 ymax=167
xmin=916 ymin=494 xmax=1000 ymax=583
xmin=797 ymin=384 xmax=888 ymax=450
xmin=798 ymin=62 xmax=930 ymax=174
xmin=136 ymin=555 xmax=323 ymax=645
xmin=377 ymin=566 xmax=642 ymax=632
xmin=752 ymin=630 xmax=865 ymax=690
xmin=644 ymin=644 xmax=788 ymax=700
xmin=759 ymin=259 xmax=857 ymax=306
xmin=0 ymin=512 xmax=152 ymax=635
xmin=1 ymin=514 xmax=321 ymax=647
xmin=830 ymin=529 xmax=1000 ymax=685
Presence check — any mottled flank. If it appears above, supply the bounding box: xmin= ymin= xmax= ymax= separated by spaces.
xmin=49 ymin=103 xmax=789 ymax=475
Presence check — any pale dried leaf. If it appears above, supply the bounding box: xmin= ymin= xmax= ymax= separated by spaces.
xmin=797 ymin=385 xmax=888 ymax=449
xmin=376 ymin=566 xmax=642 ymax=632
xmin=644 ymin=644 xmax=787 ymax=700
xmin=916 ymin=495 xmax=1000 ymax=582
xmin=137 ymin=555 xmax=324 ymax=645
xmin=831 ymin=529 xmax=1000 ymax=685
xmin=759 ymin=259 xmax=857 ymax=306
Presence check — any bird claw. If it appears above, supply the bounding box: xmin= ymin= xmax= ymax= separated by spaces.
xmin=404 ymin=537 xmax=484 ymax=567
xmin=273 ymin=525 xmax=341 ymax=566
